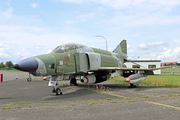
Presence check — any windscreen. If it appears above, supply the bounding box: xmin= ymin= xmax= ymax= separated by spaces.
xmin=52 ymin=43 xmax=86 ymax=53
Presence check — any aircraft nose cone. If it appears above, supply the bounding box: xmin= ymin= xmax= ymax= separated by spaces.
xmin=126 ymin=78 xmax=130 ymax=83
xmin=14 ymin=57 xmax=38 ymax=72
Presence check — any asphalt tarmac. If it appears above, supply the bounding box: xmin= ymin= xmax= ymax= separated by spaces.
xmin=1 ymin=71 xmax=180 ymax=120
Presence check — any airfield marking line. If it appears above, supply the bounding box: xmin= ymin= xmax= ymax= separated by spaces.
xmin=145 ymin=101 xmax=180 ymax=110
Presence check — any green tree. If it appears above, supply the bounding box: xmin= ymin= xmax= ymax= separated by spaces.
xmin=5 ymin=61 xmax=14 ymax=68
xmin=168 ymin=63 xmax=174 ymax=66
xmin=176 ymin=63 xmax=180 ymax=66
xmin=0 ymin=62 xmax=5 ymax=69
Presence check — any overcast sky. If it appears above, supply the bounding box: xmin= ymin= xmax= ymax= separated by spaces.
xmin=0 ymin=0 xmax=180 ymax=64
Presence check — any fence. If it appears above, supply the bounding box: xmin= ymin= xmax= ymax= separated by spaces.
xmin=0 ymin=68 xmax=17 ymax=70
xmin=161 ymin=65 xmax=180 ymax=75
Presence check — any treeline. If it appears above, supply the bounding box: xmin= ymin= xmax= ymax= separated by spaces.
xmin=164 ymin=63 xmax=180 ymax=66
xmin=0 ymin=61 xmax=14 ymax=69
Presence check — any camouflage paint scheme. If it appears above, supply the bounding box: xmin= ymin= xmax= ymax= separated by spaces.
xmin=32 ymin=41 xmax=127 ymax=77
xmin=14 ymin=40 xmax=167 ymax=95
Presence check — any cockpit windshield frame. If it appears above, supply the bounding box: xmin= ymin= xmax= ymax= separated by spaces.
xmin=51 ymin=43 xmax=86 ymax=53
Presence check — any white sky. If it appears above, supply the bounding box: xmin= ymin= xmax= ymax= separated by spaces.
xmin=0 ymin=0 xmax=180 ymax=63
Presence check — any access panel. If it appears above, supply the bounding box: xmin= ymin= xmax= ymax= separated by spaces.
xmin=75 ymin=53 xmax=89 ymax=73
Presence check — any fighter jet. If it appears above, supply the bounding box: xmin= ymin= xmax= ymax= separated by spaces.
xmin=14 ymin=40 xmax=165 ymax=95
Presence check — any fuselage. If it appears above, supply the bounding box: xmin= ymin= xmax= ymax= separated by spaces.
xmin=14 ymin=43 xmax=127 ymax=77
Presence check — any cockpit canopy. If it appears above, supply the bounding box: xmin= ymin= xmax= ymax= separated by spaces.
xmin=51 ymin=43 xmax=86 ymax=53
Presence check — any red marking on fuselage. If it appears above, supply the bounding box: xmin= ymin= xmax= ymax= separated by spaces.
xmin=65 ymin=57 xmax=69 ymax=62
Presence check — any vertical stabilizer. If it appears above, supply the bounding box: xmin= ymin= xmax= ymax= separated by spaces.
xmin=113 ymin=40 xmax=127 ymax=55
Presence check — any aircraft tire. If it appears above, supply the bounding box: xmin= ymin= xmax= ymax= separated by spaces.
xmin=27 ymin=78 xmax=32 ymax=82
xmin=52 ymin=88 xmax=56 ymax=93
xmin=128 ymin=84 xmax=136 ymax=88
xmin=56 ymin=88 xmax=62 ymax=95
xmin=70 ymin=78 xmax=78 ymax=86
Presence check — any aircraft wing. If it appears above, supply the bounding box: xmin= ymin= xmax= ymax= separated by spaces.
xmin=148 ymin=66 xmax=170 ymax=70
xmin=98 ymin=66 xmax=169 ymax=71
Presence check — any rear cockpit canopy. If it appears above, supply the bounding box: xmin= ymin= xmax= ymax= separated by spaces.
xmin=51 ymin=43 xmax=86 ymax=53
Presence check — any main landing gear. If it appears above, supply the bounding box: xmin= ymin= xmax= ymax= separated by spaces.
xmin=128 ymin=83 xmax=137 ymax=88
xmin=48 ymin=75 xmax=62 ymax=95
xmin=51 ymin=83 xmax=62 ymax=95
xmin=70 ymin=78 xmax=78 ymax=86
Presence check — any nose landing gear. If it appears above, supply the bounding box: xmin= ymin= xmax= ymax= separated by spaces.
xmin=27 ymin=73 xmax=32 ymax=82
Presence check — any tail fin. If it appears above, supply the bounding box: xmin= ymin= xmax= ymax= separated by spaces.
xmin=113 ymin=40 xmax=127 ymax=55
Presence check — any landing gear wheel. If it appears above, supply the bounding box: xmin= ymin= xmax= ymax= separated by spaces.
xmin=56 ymin=88 xmax=62 ymax=95
xmin=70 ymin=78 xmax=78 ymax=86
xmin=128 ymin=84 xmax=136 ymax=88
xmin=51 ymin=88 xmax=62 ymax=95
xmin=52 ymin=88 xmax=56 ymax=93
xmin=27 ymin=78 xmax=32 ymax=82
xmin=49 ymin=76 xmax=63 ymax=96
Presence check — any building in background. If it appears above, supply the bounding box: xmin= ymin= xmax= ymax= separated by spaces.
xmin=125 ymin=60 xmax=161 ymax=74
xmin=161 ymin=62 xmax=178 ymax=66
